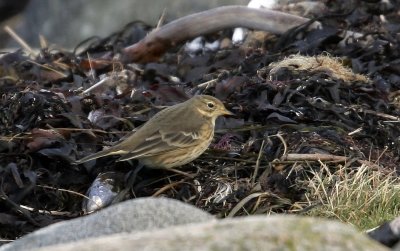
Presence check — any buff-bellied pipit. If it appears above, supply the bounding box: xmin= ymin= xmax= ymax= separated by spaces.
xmin=75 ymin=95 xmax=233 ymax=168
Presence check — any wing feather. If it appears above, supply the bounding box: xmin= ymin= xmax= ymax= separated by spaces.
xmin=117 ymin=129 xmax=202 ymax=161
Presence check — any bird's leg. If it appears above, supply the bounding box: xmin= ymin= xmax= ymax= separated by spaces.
xmin=125 ymin=163 xmax=144 ymax=189
xmin=111 ymin=163 xmax=144 ymax=204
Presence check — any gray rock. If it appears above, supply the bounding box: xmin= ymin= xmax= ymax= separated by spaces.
xmin=32 ymin=215 xmax=389 ymax=251
xmin=0 ymin=197 xmax=214 ymax=251
xmin=368 ymin=216 xmax=400 ymax=247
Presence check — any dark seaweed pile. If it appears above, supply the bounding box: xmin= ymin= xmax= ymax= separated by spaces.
xmin=0 ymin=0 xmax=399 ymax=241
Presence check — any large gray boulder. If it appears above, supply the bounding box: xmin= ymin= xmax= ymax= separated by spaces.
xmin=0 ymin=197 xmax=214 ymax=251
xmin=369 ymin=216 xmax=400 ymax=249
xmin=33 ymin=215 xmax=388 ymax=251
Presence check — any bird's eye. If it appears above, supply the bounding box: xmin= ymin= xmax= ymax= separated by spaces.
xmin=207 ymin=102 xmax=215 ymax=109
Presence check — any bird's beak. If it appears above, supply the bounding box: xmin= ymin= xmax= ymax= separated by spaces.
xmin=221 ymin=108 xmax=234 ymax=116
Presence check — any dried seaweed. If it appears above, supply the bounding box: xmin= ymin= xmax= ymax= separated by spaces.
xmin=0 ymin=0 xmax=399 ymax=241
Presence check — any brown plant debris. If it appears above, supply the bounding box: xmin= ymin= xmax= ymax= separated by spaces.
xmin=266 ymin=55 xmax=370 ymax=84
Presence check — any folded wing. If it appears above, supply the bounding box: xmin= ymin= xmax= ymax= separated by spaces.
xmin=116 ymin=129 xmax=202 ymax=161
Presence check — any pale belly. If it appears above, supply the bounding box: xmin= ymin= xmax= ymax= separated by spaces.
xmin=139 ymin=139 xmax=212 ymax=169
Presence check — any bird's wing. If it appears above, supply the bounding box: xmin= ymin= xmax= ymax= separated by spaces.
xmin=116 ymin=129 xmax=204 ymax=161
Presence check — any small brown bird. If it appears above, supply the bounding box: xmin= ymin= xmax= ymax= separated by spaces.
xmin=75 ymin=95 xmax=233 ymax=168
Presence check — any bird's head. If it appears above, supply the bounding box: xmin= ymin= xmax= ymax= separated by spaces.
xmin=191 ymin=95 xmax=233 ymax=119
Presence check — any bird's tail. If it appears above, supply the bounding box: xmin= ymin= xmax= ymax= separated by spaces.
xmin=74 ymin=147 xmax=122 ymax=164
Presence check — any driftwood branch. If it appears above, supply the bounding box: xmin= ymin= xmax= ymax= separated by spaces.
xmin=80 ymin=5 xmax=367 ymax=68
xmin=281 ymin=153 xmax=349 ymax=162
xmin=280 ymin=153 xmax=381 ymax=169
xmin=121 ymin=6 xmax=311 ymax=63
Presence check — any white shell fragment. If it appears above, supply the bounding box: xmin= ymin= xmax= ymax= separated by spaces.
xmin=209 ymin=180 xmax=233 ymax=204
xmin=185 ymin=36 xmax=220 ymax=56
xmin=185 ymin=37 xmax=205 ymax=54
xmin=82 ymin=172 xmax=125 ymax=214
xmin=232 ymin=0 xmax=277 ymax=44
